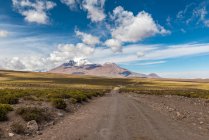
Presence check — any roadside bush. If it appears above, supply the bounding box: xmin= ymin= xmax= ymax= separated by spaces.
xmin=69 ymin=98 xmax=77 ymax=104
xmin=52 ymin=99 xmax=67 ymax=109
xmin=0 ymin=104 xmax=13 ymax=121
xmin=16 ymin=107 xmax=51 ymax=123
xmin=0 ymin=104 xmax=13 ymax=112
xmin=11 ymin=122 xmax=26 ymax=134
xmin=0 ymin=110 xmax=7 ymax=121
xmin=0 ymin=95 xmax=19 ymax=104
xmin=73 ymin=94 xmax=87 ymax=103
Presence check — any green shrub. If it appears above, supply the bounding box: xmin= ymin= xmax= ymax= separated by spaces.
xmin=52 ymin=99 xmax=67 ymax=109
xmin=11 ymin=122 xmax=26 ymax=134
xmin=0 ymin=109 xmax=7 ymax=121
xmin=0 ymin=104 xmax=13 ymax=112
xmin=16 ymin=107 xmax=51 ymax=123
xmin=0 ymin=95 xmax=19 ymax=104
xmin=73 ymin=94 xmax=87 ymax=103
xmin=0 ymin=104 xmax=13 ymax=121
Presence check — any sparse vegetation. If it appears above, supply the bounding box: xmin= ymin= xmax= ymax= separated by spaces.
xmin=16 ymin=107 xmax=51 ymax=123
xmin=0 ymin=104 xmax=13 ymax=121
xmin=119 ymin=79 xmax=209 ymax=99
xmin=1 ymin=70 xmax=209 ymax=139
xmin=0 ymin=109 xmax=7 ymax=121
xmin=52 ymin=98 xmax=67 ymax=109
xmin=0 ymin=94 xmax=19 ymax=104
xmin=11 ymin=122 xmax=26 ymax=134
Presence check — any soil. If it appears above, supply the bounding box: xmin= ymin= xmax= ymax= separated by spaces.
xmin=30 ymin=90 xmax=209 ymax=140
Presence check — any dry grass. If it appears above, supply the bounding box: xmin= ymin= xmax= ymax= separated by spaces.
xmin=120 ymin=78 xmax=209 ymax=99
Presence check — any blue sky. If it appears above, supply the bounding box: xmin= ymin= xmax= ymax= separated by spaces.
xmin=0 ymin=0 xmax=209 ymax=78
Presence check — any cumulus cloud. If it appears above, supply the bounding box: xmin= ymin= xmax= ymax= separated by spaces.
xmin=12 ymin=0 xmax=56 ymax=24
xmin=1 ymin=56 xmax=46 ymax=71
xmin=82 ymin=0 xmax=106 ymax=22
xmin=0 ymin=42 xmax=95 ymax=71
xmin=48 ymin=43 xmax=95 ymax=65
xmin=75 ymin=30 xmax=100 ymax=46
xmin=0 ymin=30 xmax=9 ymax=37
xmin=110 ymin=6 xmax=170 ymax=43
xmin=2 ymin=42 xmax=209 ymax=75
xmin=104 ymin=6 xmax=169 ymax=53
xmin=104 ymin=39 xmax=122 ymax=53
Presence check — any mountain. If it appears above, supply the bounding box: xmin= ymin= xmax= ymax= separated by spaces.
xmin=49 ymin=59 xmax=160 ymax=78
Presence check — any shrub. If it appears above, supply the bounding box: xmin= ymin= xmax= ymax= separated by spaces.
xmin=23 ymin=95 xmax=38 ymax=101
xmin=0 ymin=104 xmax=13 ymax=112
xmin=0 ymin=110 xmax=7 ymax=121
xmin=0 ymin=95 xmax=19 ymax=104
xmin=11 ymin=122 xmax=26 ymax=134
xmin=69 ymin=98 xmax=77 ymax=104
xmin=16 ymin=107 xmax=51 ymax=123
xmin=0 ymin=104 xmax=13 ymax=121
xmin=73 ymin=94 xmax=87 ymax=103
xmin=52 ymin=99 xmax=67 ymax=109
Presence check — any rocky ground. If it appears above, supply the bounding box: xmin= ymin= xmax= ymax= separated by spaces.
xmin=128 ymin=93 xmax=209 ymax=136
xmin=0 ymin=97 xmax=83 ymax=140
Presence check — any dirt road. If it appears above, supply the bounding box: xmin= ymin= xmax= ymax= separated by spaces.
xmin=34 ymin=90 xmax=209 ymax=140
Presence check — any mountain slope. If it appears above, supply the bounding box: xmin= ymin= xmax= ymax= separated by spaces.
xmin=49 ymin=60 xmax=160 ymax=78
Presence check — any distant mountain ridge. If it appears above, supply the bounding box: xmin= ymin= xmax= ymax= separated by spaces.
xmin=49 ymin=59 xmax=160 ymax=78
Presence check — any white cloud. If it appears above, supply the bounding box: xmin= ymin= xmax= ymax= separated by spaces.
xmin=61 ymin=0 xmax=106 ymax=22
xmin=110 ymin=6 xmax=170 ymax=43
xmin=0 ymin=30 xmax=9 ymax=37
xmin=193 ymin=6 xmax=209 ymax=27
xmin=136 ymin=52 xmax=145 ymax=57
xmin=177 ymin=3 xmax=195 ymax=20
xmin=158 ymin=71 xmax=209 ymax=79
xmin=89 ymin=43 xmax=209 ymax=64
xmin=75 ymin=30 xmax=100 ymax=46
xmin=48 ymin=43 xmax=95 ymax=65
xmin=104 ymin=39 xmax=122 ymax=53
xmin=141 ymin=44 xmax=209 ymax=61
xmin=12 ymin=0 xmax=56 ymax=24
xmin=177 ymin=2 xmax=209 ymax=27
xmin=1 ymin=41 xmax=209 ymax=79
xmin=61 ymin=0 xmax=78 ymax=9
xmin=136 ymin=61 xmax=166 ymax=66
xmin=82 ymin=0 xmax=106 ymax=22
xmin=1 ymin=56 xmax=46 ymax=71
xmin=0 ymin=42 xmax=95 ymax=71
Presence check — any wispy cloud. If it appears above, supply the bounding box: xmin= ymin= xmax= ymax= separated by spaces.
xmin=0 ymin=29 xmax=9 ymax=38
xmin=0 ymin=30 xmax=9 ymax=37
xmin=134 ymin=61 xmax=166 ymax=66
xmin=158 ymin=70 xmax=209 ymax=79
xmin=176 ymin=1 xmax=209 ymax=27
xmin=90 ymin=43 xmax=209 ymax=64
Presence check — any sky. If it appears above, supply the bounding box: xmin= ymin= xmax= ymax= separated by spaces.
xmin=0 ymin=0 xmax=209 ymax=78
